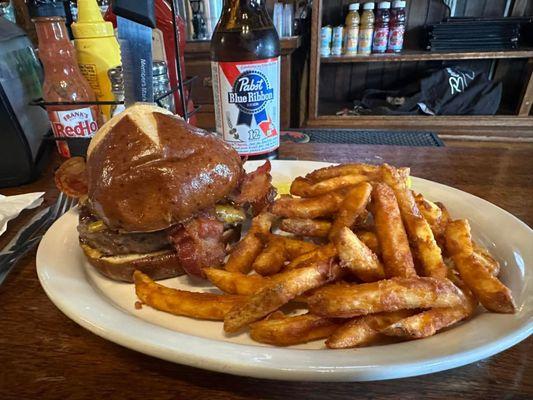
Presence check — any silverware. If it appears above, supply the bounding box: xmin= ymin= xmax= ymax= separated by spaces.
xmin=0 ymin=193 xmax=77 ymax=285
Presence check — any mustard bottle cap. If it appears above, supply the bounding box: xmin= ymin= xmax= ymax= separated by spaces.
xmin=72 ymin=0 xmax=115 ymax=38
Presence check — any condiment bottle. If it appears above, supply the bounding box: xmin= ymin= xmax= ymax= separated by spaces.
xmin=108 ymin=62 xmax=175 ymax=116
xmin=71 ymin=0 xmax=121 ymax=121
xmin=387 ymin=0 xmax=406 ymax=53
xmin=153 ymin=61 xmax=175 ymax=113
xmin=344 ymin=3 xmax=360 ymax=55
xmin=108 ymin=66 xmax=125 ymax=117
xmin=29 ymin=0 xmax=100 ymax=158
xmin=358 ymin=2 xmax=375 ymax=55
xmin=373 ymin=2 xmax=390 ymax=53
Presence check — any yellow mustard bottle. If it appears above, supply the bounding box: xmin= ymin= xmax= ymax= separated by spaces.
xmin=71 ymin=0 xmax=121 ymax=121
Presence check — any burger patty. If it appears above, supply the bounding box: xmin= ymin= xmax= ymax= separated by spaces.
xmin=78 ymin=208 xmax=171 ymax=256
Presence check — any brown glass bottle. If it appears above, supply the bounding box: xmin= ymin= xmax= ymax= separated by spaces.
xmin=211 ymin=0 xmax=280 ymax=160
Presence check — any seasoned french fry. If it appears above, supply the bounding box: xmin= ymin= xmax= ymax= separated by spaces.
xmin=335 ymin=227 xmax=385 ymax=282
xmin=382 ymin=276 xmax=478 ymax=340
xmin=445 ymin=220 xmax=515 ymax=313
xmin=204 ymin=268 xmax=270 ymax=295
xmin=280 ymin=218 xmax=331 ymax=237
xmin=308 ymin=277 xmax=465 ymax=318
xmin=271 ymin=192 xmax=345 ymax=219
xmin=473 ymin=242 xmax=500 ymax=277
xmin=355 ymin=230 xmax=381 ymax=256
xmin=305 ymin=163 xmax=382 ymax=182
xmin=250 ymin=313 xmax=339 ymax=346
xmin=328 ymin=182 xmax=372 ymax=241
xmin=275 ymin=235 xmax=319 ymax=259
xmin=252 ymin=236 xmax=287 ymax=275
xmin=326 ymin=310 xmax=414 ymax=349
xmin=133 ymin=271 xmax=245 ymax=320
xmin=285 ymin=243 xmax=336 ymax=270
xmin=372 ymin=183 xmax=417 ymax=278
xmin=382 ymin=165 xmax=447 ymax=279
xmin=224 ymin=260 xmax=339 ymax=333
xmin=225 ymin=212 xmax=275 ymax=273
xmin=290 ymin=174 xmax=372 ymax=197
xmin=436 ymin=202 xmax=451 ymax=230
xmin=413 ymin=192 xmax=445 ymax=238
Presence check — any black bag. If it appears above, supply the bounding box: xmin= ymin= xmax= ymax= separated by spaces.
xmin=354 ymin=66 xmax=502 ymax=116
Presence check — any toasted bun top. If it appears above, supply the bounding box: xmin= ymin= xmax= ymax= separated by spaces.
xmin=86 ymin=104 xmax=244 ymax=232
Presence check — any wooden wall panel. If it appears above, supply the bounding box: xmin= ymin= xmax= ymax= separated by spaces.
xmin=455 ymin=0 xmax=508 ymax=17
xmin=493 ymin=58 xmax=529 ymax=113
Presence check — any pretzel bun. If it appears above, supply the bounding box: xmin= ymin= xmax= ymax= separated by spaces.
xmin=80 ymin=243 xmax=184 ymax=282
xmin=86 ymin=104 xmax=244 ymax=232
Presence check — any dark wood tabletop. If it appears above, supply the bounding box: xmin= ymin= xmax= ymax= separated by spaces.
xmin=0 ymin=143 xmax=531 ymax=400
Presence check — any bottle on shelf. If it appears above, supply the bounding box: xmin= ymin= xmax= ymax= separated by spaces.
xmin=331 ymin=26 xmax=344 ymax=56
xmin=344 ymin=3 xmax=360 ymax=56
xmin=29 ymin=0 xmax=100 ymax=158
xmin=211 ymin=0 xmax=280 ymax=160
xmin=358 ymin=2 xmax=375 ymax=55
xmin=273 ymin=2 xmax=283 ymax=36
xmin=387 ymin=0 xmax=406 ymax=53
xmin=71 ymin=0 xmax=121 ymax=121
xmin=321 ymin=26 xmax=333 ymax=57
xmin=373 ymin=1 xmax=390 ymax=54
xmin=283 ymin=2 xmax=293 ymax=37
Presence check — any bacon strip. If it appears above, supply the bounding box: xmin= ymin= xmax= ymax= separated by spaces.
xmin=54 ymin=157 xmax=88 ymax=198
xmin=168 ymin=214 xmax=226 ymax=278
xmin=231 ymin=160 xmax=276 ymax=215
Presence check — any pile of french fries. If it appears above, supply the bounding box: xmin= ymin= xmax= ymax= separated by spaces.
xmin=133 ymin=163 xmax=516 ymax=348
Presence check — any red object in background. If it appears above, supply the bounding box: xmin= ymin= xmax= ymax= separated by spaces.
xmin=34 ymin=16 xmax=101 ymax=158
xmin=387 ymin=1 xmax=406 ymax=53
xmin=105 ymin=0 xmax=196 ymax=124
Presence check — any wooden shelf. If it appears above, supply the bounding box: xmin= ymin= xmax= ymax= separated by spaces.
xmin=321 ymin=49 xmax=533 ymax=63
xmin=186 ymin=36 xmax=302 ymax=55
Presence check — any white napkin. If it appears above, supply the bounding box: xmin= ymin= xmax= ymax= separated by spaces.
xmin=0 ymin=192 xmax=45 ymax=236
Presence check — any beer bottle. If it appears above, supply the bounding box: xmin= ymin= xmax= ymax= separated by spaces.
xmin=211 ymin=0 xmax=280 ymax=159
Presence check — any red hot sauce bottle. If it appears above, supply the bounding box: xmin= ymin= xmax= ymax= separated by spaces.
xmin=30 ymin=0 xmax=100 ymax=158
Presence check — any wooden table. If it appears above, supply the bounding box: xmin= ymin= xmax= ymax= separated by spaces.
xmin=0 ymin=144 xmax=531 ymax=399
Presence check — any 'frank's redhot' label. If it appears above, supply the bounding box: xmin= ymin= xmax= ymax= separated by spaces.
xmin=211 ymin=58 xmax=280 ymax=156
xmin=48 ymin=107 xmax=99 ymax=158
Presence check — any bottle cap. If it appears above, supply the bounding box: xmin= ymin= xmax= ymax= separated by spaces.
xmin=363 ymin=2 xmax=375 ymax=10
xmin=27 ymin=0 xmax=66 ymax=18
xmin=393 ymin=1 xmax=406 ymax=7
xmin=72 ymin=0 xmax=115 ymax=38
xmin=349 ymin=3 xmax=360 ymax=11
xmin=378 ymin=2 xmax=391 ymax=8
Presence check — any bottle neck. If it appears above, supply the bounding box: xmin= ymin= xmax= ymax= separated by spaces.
xmin=221 ymin=0 xmax=269 ymax=29
xmin=34 ymin=17 xmax=71 ymax=46
xmin=223 ymin=0 xmax=264 ymax=7
xmin=34 ymin=17 xmax=79 ymax=72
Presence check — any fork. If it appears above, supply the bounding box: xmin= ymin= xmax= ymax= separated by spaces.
xmin=0 ymin=193 xmax=77 ymax=285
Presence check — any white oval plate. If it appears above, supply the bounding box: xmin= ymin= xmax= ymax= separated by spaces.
xmin=37 ymin=160 xmax=532 ymax=381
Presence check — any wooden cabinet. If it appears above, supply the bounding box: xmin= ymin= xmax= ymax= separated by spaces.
xmin=307 ymin=0 xmax=533 ymax=138
xmin=184 ymin=37 xmax=302 ymax=130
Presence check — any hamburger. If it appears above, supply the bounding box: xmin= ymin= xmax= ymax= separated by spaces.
xmin=55 ymin=104 xmax=275 ymax=282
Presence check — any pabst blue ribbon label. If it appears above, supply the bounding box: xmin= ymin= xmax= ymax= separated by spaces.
xmin=212 ymin=57 xmax=280 ymax=156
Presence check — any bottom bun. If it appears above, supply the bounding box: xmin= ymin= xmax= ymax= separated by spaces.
xmin=80 ymin=243 xmax=185 ymax=282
